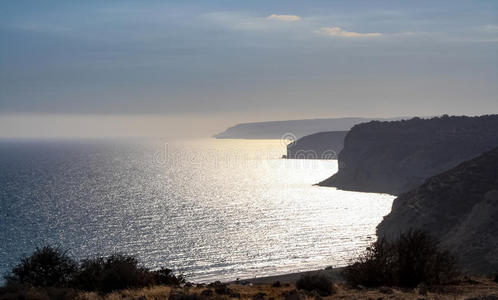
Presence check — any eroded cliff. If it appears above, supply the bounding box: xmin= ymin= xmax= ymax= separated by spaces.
xmin=285 ymin=131 xmax=348 ymax=159
xmin=319 ymin=115 xmax=498 ymax=195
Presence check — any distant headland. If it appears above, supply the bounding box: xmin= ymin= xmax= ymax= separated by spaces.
xmin=213 ymin=117 xmax=406 ymax=139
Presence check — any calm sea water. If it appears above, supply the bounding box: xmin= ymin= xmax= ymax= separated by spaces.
xmin=0 ymin=138 xmax=394 ymax=282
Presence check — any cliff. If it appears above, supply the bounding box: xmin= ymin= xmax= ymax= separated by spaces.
xmin=318 ymin=115 xmax=498 ymax=195
xmin=214 ymin=117 xmax=404 ymax=139
xmin=285 ymin=131 xmax=348 ymax=159
xmin=376 ymin=147 xmax=498 ymax=274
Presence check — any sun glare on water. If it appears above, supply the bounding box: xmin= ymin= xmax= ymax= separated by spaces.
xmin=0 ymin=138 xmax=395 ymax=283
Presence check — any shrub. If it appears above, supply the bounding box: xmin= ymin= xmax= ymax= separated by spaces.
xmin=152 ymin=267 xmax=186 ymax=285
xmin=72 ymin=255 xmax=185 ymax=293
xmin=343 ymin=230 xmax=459 ymax=288
xmin=73 ymin=254 xmax=154 ymax=293
xmin=4 ymin=246 xmax=77 ymax=288
xmin=0 ymin=285 xmax=78 ymax=300
xmin=296 ymin=273 xmax=335 ymax=296
xmin=209 ymin=281 xmax=231 ymax=295
xmin=2 ymin=247 xmax=186 ymax=295
xmin=342 ymin=238 xmax=396 ymax=287
xmin=169 ymin=291 xmax=208 ymax=300
xmin=71 ymin=257 xmax=105 ymax=291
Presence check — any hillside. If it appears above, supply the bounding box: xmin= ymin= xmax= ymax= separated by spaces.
xmin=377 ymin=147 xmax=498 ymax=274
xmin=214 ymin=117 xmax=404 ymax=139
xmin=285 ymin=131 xmax=348 ymax=159
xmin=318 ymin=115 xmax=498 ymax=195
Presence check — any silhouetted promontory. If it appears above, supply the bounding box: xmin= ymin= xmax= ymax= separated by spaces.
xmin=318 ymin=115 xmax=498 ymax=195
xmin=285 ymin=131 xmax=347 ymax=159
xmin=377 ymin=147 xmax=498 ymax=274
xmin=214 ymin=117 xmax=405 ymax=139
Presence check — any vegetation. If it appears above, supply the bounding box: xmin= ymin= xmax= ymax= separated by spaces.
xmin=0 ymin=244 xmax=496 ymax=299
xmin=4 ymin=246 xmax=77 ymax=288
xmin=343 ymin=230 xmax=459 ymax=288
xmin=296 ymin=273 xmax=335 ymax=296
xmin=168 ymin=291 xmax=210 ymax=300
xmin=73 ymin=255 xmax=155 ymax=293
xmin=2 ymin=246 xmax=184 ymax=295
xmin=0 ymin=235 xmax=477 ymax=299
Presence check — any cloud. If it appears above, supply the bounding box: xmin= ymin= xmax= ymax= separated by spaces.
xmin=319 ymin=26 xmax=382 ymax=37
xmin=266 ymin=14 xmax=301 ymax=22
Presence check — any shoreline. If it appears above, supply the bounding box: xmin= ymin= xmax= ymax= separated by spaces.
xmin=227 ymin=267 xmax=345 ymax=285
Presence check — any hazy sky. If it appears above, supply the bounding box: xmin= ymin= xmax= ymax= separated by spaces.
xmin=1 ymin=0 xmax=497 ymax=138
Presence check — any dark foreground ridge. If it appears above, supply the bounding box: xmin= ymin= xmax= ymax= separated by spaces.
xmin=377 ymin=147 xmax=498 ymax=274
xmin=3 ymin=242 xmax=497 ymax=299
xmin=319 ymin=115 xmax=498 ymax=195
xmin=285 ymin=131 xmax=347 ymax=159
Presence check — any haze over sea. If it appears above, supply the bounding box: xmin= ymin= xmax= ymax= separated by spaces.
xmin=0 ymin=139 xmax=394 ymax=282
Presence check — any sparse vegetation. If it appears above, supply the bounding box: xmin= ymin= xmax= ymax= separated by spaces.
xmin=0 ymin=285 xmax=78 ymax=300
xmin=343 ymin=230 xmax=459 ymax=288
xmin=3 ymin=239 xmax=491 ymax=300
xmin=168 ymin=290 xmax=209 ymax=300
xmin=2 ymin=246 xmax=184 ymax=295
xmin=4 ymin=246 xmax=77 ymax=288
xmin=153 ymin=267 xmax=186 ymax=286
xmin=296 ymin=273 xmax=335 ymax=296
xmin=73 ymin=254 xmax=155 ymax=293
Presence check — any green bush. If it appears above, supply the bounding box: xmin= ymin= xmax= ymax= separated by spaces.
xmin=73 ymin=254 xmax=154 ymax=293
xmin=152 ymin=267 xmax=186 ymax=286
xmin=296 ymin=273 xmax=335 ymax=296
xmin=342 ymin=238 xmax=395 ymax=287
xmin=72 ymin=255 xmax=185 ymax=293
xmin=168 ymin=291 xmax=208 ymax=300
xmin=2 ymin=246 xmax=185 ymax=295
xmin=0 ymin=285 xmax=78 ymax=300
xmin=4 ymin=246 xmax=77 ymax=288
xmin=343 ymin=230 xmax=459 ymax=288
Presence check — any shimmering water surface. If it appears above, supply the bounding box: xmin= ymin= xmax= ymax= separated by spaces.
xmin=0 ymin=139 xmax=394 ymax=282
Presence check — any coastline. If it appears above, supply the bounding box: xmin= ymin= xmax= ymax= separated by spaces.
xmin=227 ymin=267 xmax=345 ymax=285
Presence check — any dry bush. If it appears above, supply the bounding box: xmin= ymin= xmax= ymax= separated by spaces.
xmin=343 ymin=230 xmax=459 ymax=288
xmin=4 ymin=246 xmax=77 ymax=288
xmin=73 ymin=255 xmax=154 ymax=293
xmin=296 ymin=273 xmax=335 ymax=296
xmin=2 ymin=246 xmax=184 ymax=296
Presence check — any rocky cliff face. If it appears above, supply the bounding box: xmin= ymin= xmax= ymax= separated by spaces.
xmin=286 ymin=131 xmax=347 ymax=159
xmin=318 ymin=115 xmax=498 ymax=195
xmin=376 ymin=147 xmax=498 ymax=274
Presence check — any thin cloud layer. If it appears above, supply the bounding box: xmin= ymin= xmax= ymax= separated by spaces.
xmin=267 ymin=14 xmax=301 ymax=22
xmin=1 ymin=0 xmax=497 ymax=122
xmin=320 ymin=26 xmax=382 ymax=37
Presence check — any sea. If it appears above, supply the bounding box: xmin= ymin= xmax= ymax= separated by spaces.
xmin=0 ymin=138 xmax=394 ymax=283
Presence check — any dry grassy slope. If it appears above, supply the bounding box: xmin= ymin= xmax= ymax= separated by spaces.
xmin=73 ymin=278 xmax=498 ymax=300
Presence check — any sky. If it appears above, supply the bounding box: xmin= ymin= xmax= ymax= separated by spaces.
xmin=0 ymin=0 xmax=497 ymax=138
